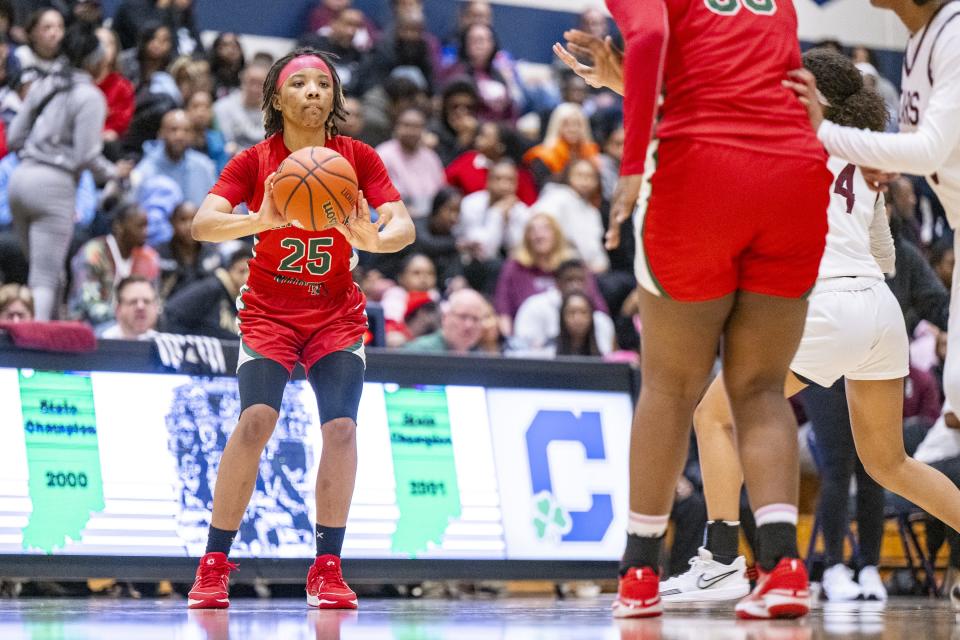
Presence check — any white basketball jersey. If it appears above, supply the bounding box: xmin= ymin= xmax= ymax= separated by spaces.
xmin=900 ymin=0 xmax=960 ymax=224
xmin=816 ymin=157 xmax=885 ymax=282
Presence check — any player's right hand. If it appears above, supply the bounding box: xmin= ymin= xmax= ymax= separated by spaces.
xmin=553 ymin=30 xmax=624 ymax=95
xmin=257 ymin=172 xmax=287 ymax=229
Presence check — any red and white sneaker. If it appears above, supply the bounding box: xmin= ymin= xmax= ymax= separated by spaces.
xmin=612 ymin=567 xmax=662 ymax=618
xmin=188 ymin=552 xmax=238 ymax=609
xmin=735 ymin=558 xmax=810 ymax=620
xmin=306 ymin=554 xmax=358 ymax=609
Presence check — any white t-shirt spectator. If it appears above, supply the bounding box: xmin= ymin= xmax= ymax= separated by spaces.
xmin=532 ymin=183 xmax=609 ymax=273
xmin=456 ymin=190 xmax=530 ymax=261
xmin=512 ymin=287 xmax=615 ymax=356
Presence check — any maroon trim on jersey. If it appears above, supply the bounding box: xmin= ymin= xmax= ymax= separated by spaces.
xmin=905 ymin=0 xmax=956 ymax=78
xmin=928 ymin=9 xmax=960 ymax=84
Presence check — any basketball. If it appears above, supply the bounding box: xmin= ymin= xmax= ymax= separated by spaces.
xmin=271 ymin=147 xmax=359 ymax=231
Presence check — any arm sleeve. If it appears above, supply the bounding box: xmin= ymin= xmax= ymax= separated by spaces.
xmin=817 ymin=32 xmax=960 ymax=175
xmin=6 ymin=84 xmax=41 ymax=153
xmin=353 ymin=140 xmax=402 ymax=207
xmin=209 ymin=148 xmax=258 ymax=208
xmin=73 ymin=92 xmax=115 ymax=182
xmin=606 ymin=0 xmax=669 ymax=175
xmin=869 ymin=193 xmax=896 ymax=275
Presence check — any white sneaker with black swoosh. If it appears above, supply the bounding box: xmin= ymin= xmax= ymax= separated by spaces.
xmin=659 ymin=547 xmax=751 ymax=602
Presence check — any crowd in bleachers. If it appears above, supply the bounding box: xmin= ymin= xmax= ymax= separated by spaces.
xmin=0 ymin=0 xmax=643 ymax=360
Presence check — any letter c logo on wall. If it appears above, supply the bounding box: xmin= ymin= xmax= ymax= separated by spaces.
xmin=525 ymin=410 xmax=613 ymax=543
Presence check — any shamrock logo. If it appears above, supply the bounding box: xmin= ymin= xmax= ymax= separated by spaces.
xmin=531 ymin=491 xmax=572 ymax=543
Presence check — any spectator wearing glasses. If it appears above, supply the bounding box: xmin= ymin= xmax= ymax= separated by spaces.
xmin=403 ymin=287 xmax=486 ymax=353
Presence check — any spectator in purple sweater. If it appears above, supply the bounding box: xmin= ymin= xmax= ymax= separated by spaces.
xmin=493 ymin=212 xmax=606 ymax=336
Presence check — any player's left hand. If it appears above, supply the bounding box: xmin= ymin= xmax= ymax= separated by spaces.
xmin=606 ymin=174 xmax=643 ymax=250
xmin=333 ymin=190 xmax=382 ymax=252
xmin=783 ymin=68 xmax=825 ymax=132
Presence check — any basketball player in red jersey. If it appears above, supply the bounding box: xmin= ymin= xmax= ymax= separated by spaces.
xmin=556 ymin=0 xmax=831 ymax=620
xmin=186 ymin=48 xmax=414 ymax=610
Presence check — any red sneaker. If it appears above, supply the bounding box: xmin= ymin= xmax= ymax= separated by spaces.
xmin=735 ymin=558 xmax=810 ymax=620
xmin=188 ymin=552 xmax=238 ymax=609
xmin=306 ymin=554 xmax=358 ymax=609
xmin=612 ymin=567 xmax=662 ymax=618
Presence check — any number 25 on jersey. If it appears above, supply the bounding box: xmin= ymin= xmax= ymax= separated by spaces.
xmin=705 ymin=0 xmax=777 ymax=16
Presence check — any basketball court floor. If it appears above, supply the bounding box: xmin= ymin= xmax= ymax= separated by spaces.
xmin=0 ymin=597 xmax=956 ymax=639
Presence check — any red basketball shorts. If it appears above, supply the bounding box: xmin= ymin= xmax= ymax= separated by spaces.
xmin=236 ymin=282 xmax=367 ymax=374
xmin=634 ymin=139 xmax=831 ymax=301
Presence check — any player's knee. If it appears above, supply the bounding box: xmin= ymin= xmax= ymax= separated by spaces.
xmin=320 ymin=418 xmax=357 ymax=449
xmin=861 ymin=450 xmax=908 ymax=486
xmin=235 ymin=405 xmax=278 ymax=448
xmin=693 ymin=400 xmax=732 ymax=436
xmin=722 ymin=371 xmax=782 ymax=407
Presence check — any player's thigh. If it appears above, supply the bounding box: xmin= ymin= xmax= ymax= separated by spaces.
xmin=722 ymin=290 xmax=809 ymax=397
xmin=845 ymin=377 xmax=907 ymax=477
xmin=739 ymin=156 xmax=831 ymax=299
xmin=637 ymin=288 xmax=733 ymax=401
xmin=636 ymin=140 xmax=748 ymax=302
xmin=307 ymin=350 xmax=365 ymax=425
xmin=237 ymin=287 xmax=303 ymax=374
xmin=237 ymin=358 xmax=290 ymax=418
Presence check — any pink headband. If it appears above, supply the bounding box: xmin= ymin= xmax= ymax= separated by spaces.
xmin=276 ymin=55 xmax=332 ymax=89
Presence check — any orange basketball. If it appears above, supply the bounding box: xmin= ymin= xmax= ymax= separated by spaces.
xmin=271 ymin=147 xmax=359 ymax=231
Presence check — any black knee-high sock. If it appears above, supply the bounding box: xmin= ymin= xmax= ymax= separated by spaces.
xmin=205 ymin=526 xmax=237 ymax=556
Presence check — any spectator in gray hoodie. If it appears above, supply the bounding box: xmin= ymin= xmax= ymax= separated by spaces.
xmin=7 ymin=22 xmax=133 ymax=320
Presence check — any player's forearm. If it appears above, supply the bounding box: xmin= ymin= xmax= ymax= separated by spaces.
xmin=819 ymin=121 xmax=955 ymax=176
xmin=192 ymin=207 xmax=273 ymax=242
xmin=373 ymin=216 xmax=416 ymax=253
xmin=608 ymin=0 xmax=668 ymax=174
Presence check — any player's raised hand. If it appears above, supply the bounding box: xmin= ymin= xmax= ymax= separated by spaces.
xmin=257 ymin=172 xmax=288 ymax=229
xmin=783 ymin=68 xmax=826 ymax=132
xmin=553 ymin=30 xmax=624 ymax=95
xmin=334 ymin=190 xmax=382 ymax=252
xmin=606 ymin=174 xmax=643 ymax=250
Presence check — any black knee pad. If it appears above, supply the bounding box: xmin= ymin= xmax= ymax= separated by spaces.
xmin=307 ymin=351 xmax=365 ymax=424
xmin=238 ymin=358 xmax=290 ymax=413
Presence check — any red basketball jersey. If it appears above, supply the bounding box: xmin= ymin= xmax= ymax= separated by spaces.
xmin=210 ymin=134 xmax=401 ymax=297
xmin=607 ymin=0 xmax=825 ymax=175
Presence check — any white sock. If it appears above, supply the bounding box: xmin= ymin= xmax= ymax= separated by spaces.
xmin=754 ymin=503 xmax=798 ymax=527
xmin=627 ymin=511 xmax=669 ymax=537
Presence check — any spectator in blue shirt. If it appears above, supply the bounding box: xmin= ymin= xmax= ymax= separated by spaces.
xmin=134 ymin=108 xmax=216 ymax=209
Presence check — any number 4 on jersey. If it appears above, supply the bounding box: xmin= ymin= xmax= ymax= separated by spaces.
xmin=834 ymin=163 xmax=856 ymax=214
xmin=705 ymin=0 xmax=777 ymax=15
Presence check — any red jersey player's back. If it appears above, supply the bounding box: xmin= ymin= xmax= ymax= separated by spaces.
xmin=608 ymin=0 xmax=824 ymax=171
xmin=210 ymin=133 xmax=400 ymax=298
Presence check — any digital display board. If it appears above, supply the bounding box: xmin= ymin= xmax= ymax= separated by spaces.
xmin=0 ymin=367 xmax=632 ymax=561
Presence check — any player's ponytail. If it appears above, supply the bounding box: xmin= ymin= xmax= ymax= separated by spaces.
xmin=802 ymin=48 xmax=888 ymax=133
